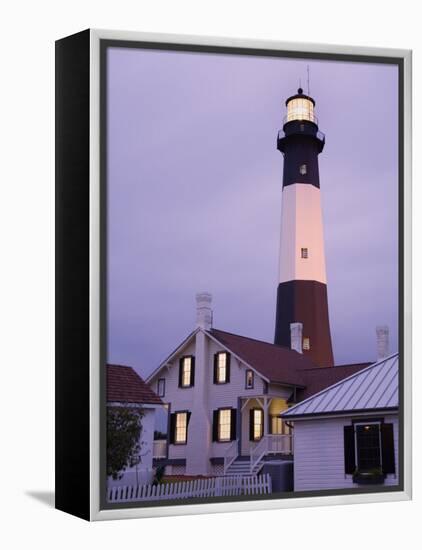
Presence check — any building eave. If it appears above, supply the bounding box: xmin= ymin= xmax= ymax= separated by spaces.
xmin=282 ymin=406 xmax=399 ymax=421
xmin=145 ymin=328 xmax=200 ymax=384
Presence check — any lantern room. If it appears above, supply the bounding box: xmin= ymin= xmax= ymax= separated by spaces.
xmin=285 ymin=88 xmax=317 ymax=124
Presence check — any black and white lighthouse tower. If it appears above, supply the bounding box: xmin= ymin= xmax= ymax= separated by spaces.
xmin=274 ymin=88 xmax=334 ymax=367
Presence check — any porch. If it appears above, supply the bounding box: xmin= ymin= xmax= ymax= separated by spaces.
xmin=223 ymin=394 xmax=293 ymax=475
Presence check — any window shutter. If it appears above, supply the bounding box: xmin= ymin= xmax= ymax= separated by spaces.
xmin=169 ymin=413 xmax=176 ymax=444
xmin=381 ymin=423 xmax=395 ymax=474
xmin=226 ymin=354 xmax=231 ymax=383
xmin=230 ymin=408 xmax=237 ymax=441
xmin=187 ymin=411 xmax=192 ymax=425
xmin=249 ymin=409 xmax=255 ymax=441
xmin=268 ymin=415 xmax=273 ymax=435
xmin=190 ymin=356 xmax=195 ymax=387
xmin=213 ymin=354 xmax=218 ymax=384
xmin=344 ymin=425 xmax=356 ymax=474
xmin=178 ymin=359 xmax=183 ymax=387
xmin=212 ymin=410 xmax=219 ymax=442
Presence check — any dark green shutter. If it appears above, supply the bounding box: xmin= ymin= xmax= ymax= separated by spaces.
xmin=381 ymin=423 xmax=395 ymax=474
xmin=169 ymin=413 xmax=176 ymax=444
xmin=344 ymin=425 xmax=356 ymax=474
xmin=249 ymin=409 xmax=255 ymax=441
xmin=212 ymin=410 xmax=219 ymax=441
xmin=178 ymin=359 xmax=183 ymax=387
xmin=230 ymin=408 xmax=237 ymax=440
xmin=213 ymin=354 xmax=218 ymax=384
xmin=190 ymin=356 xmax=195 ymax=387
xmin=226 ymin=354 xmax=231 ymax=383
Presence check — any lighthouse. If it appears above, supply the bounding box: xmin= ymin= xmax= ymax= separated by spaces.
xmin=274 ymin=88 xmax=334 ymax=367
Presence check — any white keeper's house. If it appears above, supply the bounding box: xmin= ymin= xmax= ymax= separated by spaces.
xmin=282 ymin=353 xmax=399 ymax=491
xmin=107 ymin=364 xmax=163 ymax=487
xmin=146 ymin=292 xmax=372 ymax=477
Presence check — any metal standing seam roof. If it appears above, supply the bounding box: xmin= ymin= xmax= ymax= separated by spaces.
xmin=282 ymin=353 xmax=399 ymax=418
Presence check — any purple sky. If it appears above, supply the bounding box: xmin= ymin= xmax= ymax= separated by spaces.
xmin=106 ymin=46 xmax=399 ymax=379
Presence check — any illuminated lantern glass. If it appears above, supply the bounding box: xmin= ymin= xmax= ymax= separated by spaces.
xmin=286 ymin=97 xmax=316 ymax=123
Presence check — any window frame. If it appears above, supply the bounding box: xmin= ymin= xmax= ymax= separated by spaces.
xmin=179 ymin=355 xmax=194 ymax=388
xmin=251 ymin=407 xmax=264 ymax=441
xmin=301 ymin=247 xmax=308 ymax=259
xmin=157 ymin=378 xmax=166 ymax=397
xmin=217 ymin=408 xmax=232 ymax=442
xmin=299 ymin=163 xmax=307 ymax=175
xmin=245 ymin=369 xmax=254 ymax=389
xmin=215 ymin=352 xmax=228 ymax=384
xmin=354 ymin=420 xmax=383 ymax=471
xmin=173 ymin=410 xmax=189 ymax=445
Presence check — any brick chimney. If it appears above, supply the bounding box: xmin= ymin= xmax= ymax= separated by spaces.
xmin=376 ymin=325 xmax=390 ymax=360
xmin=196 ymin=292 xmax=213 ymax=330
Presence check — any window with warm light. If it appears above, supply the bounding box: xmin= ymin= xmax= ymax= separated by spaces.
xmin=175 ymin=412 xmax=188 ymax=444
xmin=180 ymin=356 xmax=193 ymax=387
xmin=270 ymin=416 xmax=283 ymax=435
xmin=218 ymin=409 xmax=232 ymax=442
xmin=216 ymin=352 xmax=228 ymax=383
xmin=303 ymin=337 xmax=310 ymax=350
xmin=252 ymin=409 xmax=263 ymax=441
xmin=245 ymin=369 xmax=254 ymax=389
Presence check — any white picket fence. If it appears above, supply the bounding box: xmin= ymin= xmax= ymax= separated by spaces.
xmin=107 ymin=474 xmax=272 ymax=503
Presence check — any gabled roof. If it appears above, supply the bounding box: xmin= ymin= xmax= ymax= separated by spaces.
xmin=107 ymin=364 xmax=163 ymax=405
xmin=209 ymin=328 xmax=317 ymax=386
xmin=283 ymin=353 xmax=398 ymax=418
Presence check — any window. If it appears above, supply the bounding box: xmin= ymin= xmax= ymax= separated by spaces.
xmin=299 ymin=163 xmax=307 ymax=175
xmin=212 ymin=408 xmax=236 ymax=442
xmin=218 ymin=409 xmax=232 ymax=442
xmin=303 ymin=337 xmax=310 ymax=350
xmin=174 ymin=412 xmax=188 ymax=444
xmin=179 ymin=356 xmax=195 ymax=388
xmin=250 ymin=408 xmax=264 ymax=441
xmin=343 ymin=421 xmax=395 ymax=480
xmin=213 ymin=352 xmax=230 ymax=384
xmin=245 ymin=369 xmax=254 ymax=389
xmin=270 ymin=415 xmax=283 ymax=435
xmin=301 ymin=247 xmax=308 ymax=259
xmin=157 ymin=378 xmax=165 ymax=397
xmin=355 ymin=423 xmax=381 ymax=470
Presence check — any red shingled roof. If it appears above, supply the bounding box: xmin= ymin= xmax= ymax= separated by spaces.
xmin=107 ymin=364 xmax=163 ymax=405
xmin=210 ymin=329 xmax=316 ymax=386
xmin=210 ymin=329 xmax=370 ymax=398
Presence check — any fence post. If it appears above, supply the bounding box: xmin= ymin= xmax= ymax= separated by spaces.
xmin=214 ymin=477 xmax=222 ymax=497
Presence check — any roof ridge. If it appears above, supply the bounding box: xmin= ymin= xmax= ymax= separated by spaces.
xmin=211 ymin=327 xmax=290 ymax=350
xmin=301 ymin=362 xmax=372 ymax=372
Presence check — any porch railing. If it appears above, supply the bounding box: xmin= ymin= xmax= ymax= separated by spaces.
xmin=250 ymin=435 xmax=293 ymax=474
xmin=153 ymin=439 xmax=167 ymax=459
xmin=223 ymin=439 xmax=239 ymax=474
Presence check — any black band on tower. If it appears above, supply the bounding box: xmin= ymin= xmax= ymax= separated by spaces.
xmin=274 ymin=280 xmax=334 ymax=368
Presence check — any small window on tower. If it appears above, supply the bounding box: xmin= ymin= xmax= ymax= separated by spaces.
xmin=303 ymin=338 xmax=310 ymax=350
xmin=299 ymin=164 xmax=307 ymax=175
xmin=301 ymin=247 xmax=308 ymax=259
